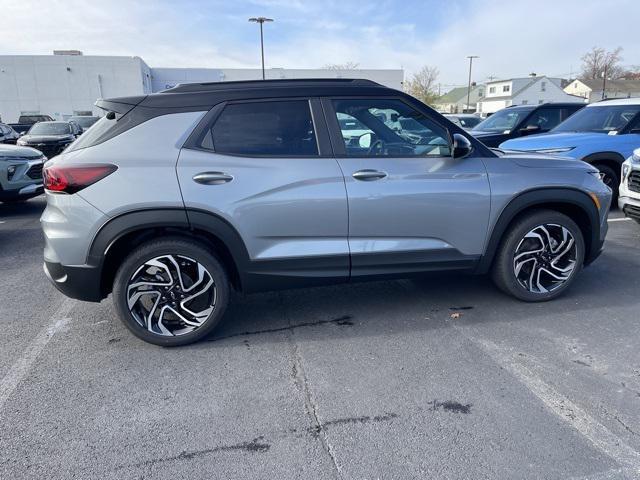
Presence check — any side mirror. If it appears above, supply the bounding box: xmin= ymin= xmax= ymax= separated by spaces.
xmin=519 ymin=125 xmax=541 ymax=135
xmin=452 ymin=133 xmax=472 ymax=159
xmin=358 ymin=132 xmax=373 ymax=149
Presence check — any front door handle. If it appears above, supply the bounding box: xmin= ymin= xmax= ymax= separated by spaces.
xmin=352 ymin=169 xmax=387 ymax=181
xmin=193 ymin=172 xmax=234 ymax=185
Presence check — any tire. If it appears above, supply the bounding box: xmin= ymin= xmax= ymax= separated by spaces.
xmin=112 ymin=238 xmax=230 ymax=346
xmin=593 ymin=163 xmax=619 ymax=205
xmin=491 ymin=210 xmax=585 ymax=302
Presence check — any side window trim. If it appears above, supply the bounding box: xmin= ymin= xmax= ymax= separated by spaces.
xmin=322 ymin=96 xmax=454 ymax=159
xmin=183 ymin=97 xmax=322 ymax=158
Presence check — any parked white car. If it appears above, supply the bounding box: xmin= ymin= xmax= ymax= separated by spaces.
xmin=619 ymin=147 xmax=640 ymax=223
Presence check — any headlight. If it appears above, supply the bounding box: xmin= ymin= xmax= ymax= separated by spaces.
xmin=632 ymin=148 xmax=640 ymax=163
xmin=622 ymin=160 xmax=632 ymax=180
xmin=535 ymin=147 xmax=576 ymax=154
xmin=7 ymin=165 xmax=17 ymax=180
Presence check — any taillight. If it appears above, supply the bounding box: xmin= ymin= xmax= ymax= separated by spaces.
xmin=43 ymin=164 xmax=117 ymax=194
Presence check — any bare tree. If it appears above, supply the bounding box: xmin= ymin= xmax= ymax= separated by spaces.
xmin=580 ymin=46 xmax=625 ymax=79
xmin=323 ymin=61 xmax=360 ymax=70
xmin=405 ymin=65 xmax=440 ymax=105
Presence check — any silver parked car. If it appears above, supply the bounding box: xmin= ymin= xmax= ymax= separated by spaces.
xmin=42 ymin=79 xmax=612 ymax=346
xmin=619 ymin=147 xmax=640 ymax=223
xmin=0 ymin=144 xmax=46 ymax=203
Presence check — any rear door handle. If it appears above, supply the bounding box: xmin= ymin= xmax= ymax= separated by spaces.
xmin=192 ymin=172 xmax=234 ymax=185
xmin=352 ymin=169 xmax=387 ymax=181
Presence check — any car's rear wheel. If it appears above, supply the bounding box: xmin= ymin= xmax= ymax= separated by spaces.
xmin=113 ymin=238 xmax=230 ymax=346
xmin=491 ymin=210 xmax=585 ymax=302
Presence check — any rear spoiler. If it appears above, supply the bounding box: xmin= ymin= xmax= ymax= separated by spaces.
xmin=94 ymin=95 xmax=147 ymax=115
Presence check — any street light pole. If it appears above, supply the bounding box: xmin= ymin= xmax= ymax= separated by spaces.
xmin=248 ymin=17 xmax=274 ymax=80
xmin=466 ymin=55 xmax=479 ymax=113
xmin=601 ymin=64 xmax=608 ymax=100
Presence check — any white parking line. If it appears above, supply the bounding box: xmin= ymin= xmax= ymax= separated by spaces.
xmin=0 ymin=221 xmax=6 ymax=224
xmin=0 ymin=298 xmax=75 ymax=412
xmin=608 ymin=217 xmax=632 ymax=223
xmin=464 ymin=334 xmax=640 ymax=473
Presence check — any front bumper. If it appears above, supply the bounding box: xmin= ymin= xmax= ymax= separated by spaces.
xmin=619 ymin=164 xmax=640 ymax=222
xmin=619 ymin=195 xmax=640 ymax=222
xmin=0 ymin=182 xmax=44 ymax=200
xmin=44 ymin=260 xmax=104 ymax=302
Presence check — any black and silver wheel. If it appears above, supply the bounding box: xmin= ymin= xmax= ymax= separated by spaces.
xmin=113 ymin=238 xmax=230 ymax=346
xmin=492 ymin=210 xmax=585 ymax=301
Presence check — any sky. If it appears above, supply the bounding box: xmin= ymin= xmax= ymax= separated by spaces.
xmin=3 ymin=0 xmax=639 ymax=90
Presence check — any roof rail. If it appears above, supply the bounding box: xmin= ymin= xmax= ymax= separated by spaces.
xmin=161 ymin=78 xmax=382 ymax=94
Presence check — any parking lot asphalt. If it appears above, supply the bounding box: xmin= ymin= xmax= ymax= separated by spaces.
xmin=1 ymin=196 xmax=639 ymax=480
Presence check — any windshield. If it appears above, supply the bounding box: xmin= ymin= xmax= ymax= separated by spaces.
xmin=552 ymin=105 xmax=640 ymax=133
xmin=473 ymin=108 xmax=534 ymax=133
xmin=28 ymin=122 xmax=71 ymax=135
xmin=456 ymin=116 xmax=482 ymax=128
xmin=71 ymin=117 xmax=99 ymax=128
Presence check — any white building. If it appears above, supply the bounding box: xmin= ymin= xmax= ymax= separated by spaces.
xmin=0 ymin=52 xmax=404 ymax=123
xmin=477 ymin=76 xmax=584 ymax=115
xmin=564 ymin=79 xmax=640 ymax=103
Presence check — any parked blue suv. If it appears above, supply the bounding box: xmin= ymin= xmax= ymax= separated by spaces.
xmin=500 ymin=98 xmax=640 ymax=200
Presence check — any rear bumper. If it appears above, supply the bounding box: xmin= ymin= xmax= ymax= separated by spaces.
xmin=44 ymin=260 xmax=104 ymax=302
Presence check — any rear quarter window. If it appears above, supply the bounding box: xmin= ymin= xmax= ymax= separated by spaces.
xmin=199 ymin=100 xmax=319 ymax=157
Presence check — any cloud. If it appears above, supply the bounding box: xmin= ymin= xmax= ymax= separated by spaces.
xmin=2 ymin=0 xmax=639 ymax=87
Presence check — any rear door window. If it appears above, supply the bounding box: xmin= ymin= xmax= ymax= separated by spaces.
xmin=201 ymin=100 xmax=319 ymax=156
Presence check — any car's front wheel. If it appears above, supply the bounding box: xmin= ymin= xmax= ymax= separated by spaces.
xmin=112 ymin=238 xmax=230 ymax=346
xmin=491 ymin=210 xmax=585 ymax=302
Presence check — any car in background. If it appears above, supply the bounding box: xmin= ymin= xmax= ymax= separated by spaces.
xmin=0 ymin=123 xmax=20 ymax=144
xmin=0 ymin=144 xmax=46 ymax=203
xmin=444 ymin=114 xmax=482 ymax=130
xmin=471 ymin=103 xmax=585 ymax=147
xmin=69 ymin=115 xmax=100 ymax=132
xmin=17 ymin=121 xmax=80 ymax=158
xmin=9 ymin=114 xmax=56 ymax=136
xmin=500 ymin=98 xmax=640 ymax=201
xmin=619 ymin=148 xmax=640 ymax=223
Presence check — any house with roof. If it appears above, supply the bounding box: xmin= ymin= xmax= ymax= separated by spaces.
xmin=433 ymin=84 xmax=484 ymax=113
xmin=564 ymin=79 xmax=640 ymax=103
xmin=476 ymin=76 xmax=584 ymax=115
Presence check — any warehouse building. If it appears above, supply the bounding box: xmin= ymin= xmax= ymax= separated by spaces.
xmin=0 ymin=51 xmax=404 ymax=123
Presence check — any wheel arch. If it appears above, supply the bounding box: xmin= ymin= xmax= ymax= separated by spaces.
xmin=581 ymin=151 xmax=625 ymax=175
xmin=477 ymin=188 xmax=601 ymax=274
xmin=88 ymin=208 xmax=251 ymax=298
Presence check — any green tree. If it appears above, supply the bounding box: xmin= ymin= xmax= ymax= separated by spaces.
xmin=405 ymin=66 xmax=440 ymax=105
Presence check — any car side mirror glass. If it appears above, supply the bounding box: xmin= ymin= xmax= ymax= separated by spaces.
xmin=452 ymin=133 xmax=472 ymax=159
xmin=358 ymin=132 xmax=372 ymax=149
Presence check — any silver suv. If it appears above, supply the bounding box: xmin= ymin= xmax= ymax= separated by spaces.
xmin=41 ymin=79 xmax=612 ymax=346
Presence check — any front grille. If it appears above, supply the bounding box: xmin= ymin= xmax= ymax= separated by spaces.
xmin=628 ymin=171 xmax=640 ymax=194
xmin=31 ymin=143 xmax=63 ymax=158
xmin=624 ymin=204 xmax=640 ymax=221
xmin=26 ymin=162 xmax=43 ymax=180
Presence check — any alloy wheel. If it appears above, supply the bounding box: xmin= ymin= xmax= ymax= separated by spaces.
xmin=513 ymin=224 xmax=577 ymax=293
xmin=126 ymin=255 xmax=216 ymax=336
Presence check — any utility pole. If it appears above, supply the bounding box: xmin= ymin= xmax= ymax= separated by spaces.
xmin=248 ymin=17 xmax=274 ymax=80
xmin=466 ymin=56 xmax=479 ymax=113
xmin=601 ymin=64 xmax=608 ymax=100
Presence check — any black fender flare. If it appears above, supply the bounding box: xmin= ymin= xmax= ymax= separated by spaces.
xmin=581 ymin=151 xmax=626 ymax=166
xmin=476 ymin=188 xmax=601 ymax=274
xmin=87 ymin=207 xmax=252 ymax=290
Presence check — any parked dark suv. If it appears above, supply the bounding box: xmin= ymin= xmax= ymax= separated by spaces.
xmin=472 ymin=103 xmax=585 ymax=147
xmin=17 ymin=121 xmax=81 ymax=157
xmin=42 ymin=79 xmax=611 ymax=346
